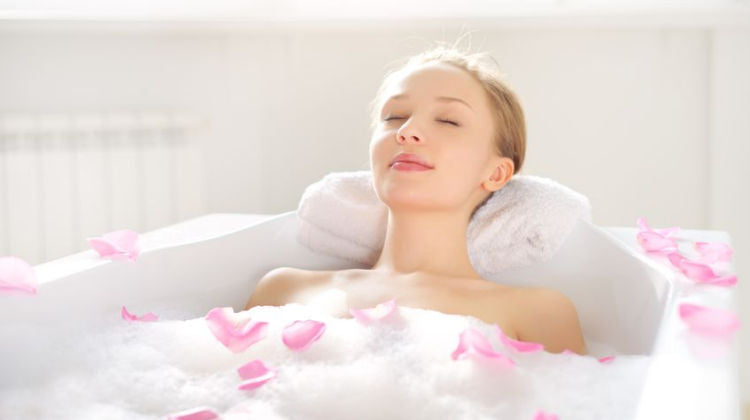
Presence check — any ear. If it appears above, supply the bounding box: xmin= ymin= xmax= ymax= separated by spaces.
xmin=481 ymin=157 xmax=514 ymax=192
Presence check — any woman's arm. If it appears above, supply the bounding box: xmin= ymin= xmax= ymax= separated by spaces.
xmin=513 ymin=288 xmax=588 ymax=355
xmin=243 ymin=267 xmax=300 ymax=311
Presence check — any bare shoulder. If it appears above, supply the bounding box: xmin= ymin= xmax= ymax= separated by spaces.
xmin=511 ymin=287 xmax=588 ymax=355
xmin=243 ymin=267 xmax=327 ymax=310
xmin=460 ymin=282 xmax=525 ymax=340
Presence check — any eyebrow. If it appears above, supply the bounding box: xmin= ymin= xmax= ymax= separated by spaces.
xmin=385 ymin=93 xmax=474 ymax=112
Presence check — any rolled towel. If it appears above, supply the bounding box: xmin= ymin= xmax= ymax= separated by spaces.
xmin=296 ymin=170 xmax=592 ymax=274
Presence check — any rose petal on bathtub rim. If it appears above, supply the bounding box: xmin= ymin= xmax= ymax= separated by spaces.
xmin=349 ymin=298 xmax=399 ymax=323
xmin=697 ymin=274 xmax=738 ymax=288
xmin=598 ymin=355 xmax=616 ymax=364
xmin=205 ymin=307 xmax=269 ymax=353
xmin=493 ymin=324 xmax=544 ymax=353
xmin=237 ymin=359 xmax=276 ymax=390
xmin=533 ymin=409 xmax=559 ymax=420
xmin=282 ymin=320 xmax=326 ymax=351
xmin=636 ymin=217 xmax=680 ymax=237
xmin=636 ymin=217 xmax=651 ymax=232
xmin=667 ymin=252 xmax=717 ymax=282
xmin=452 ymin=328 xmax=516 ymax=368
xmin=88 ymin=238 xmax=140 ymax=262
xmin=166 ymin=406 xmax=220 ymax=420
xmin=694 ymin=241 xmax=733 ymax=264
xmin=679 ymin=303 xmax=740 ymax=337
xmin=0 ymin=256 xmax=38 ymax=295
xmin=87 ymin=229 xmax=141 ymax=262
xmin=121 ymin=306 xmax=159 ymax=322
xmin=636 ymin=231 xmax=678 ymax=253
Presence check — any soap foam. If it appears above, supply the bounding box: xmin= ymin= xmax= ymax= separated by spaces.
xmin=0 ymin=303 xmax=651 ymax=420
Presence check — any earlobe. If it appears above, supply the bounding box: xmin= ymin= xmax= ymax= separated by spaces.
xmin=481 ymin=161 xmax=511 ymax=192
xmin=482 ymin=173 xmax=504 ymax=192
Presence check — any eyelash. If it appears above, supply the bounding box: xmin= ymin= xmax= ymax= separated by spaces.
xmin=383 ymin=116 xmax=459 ymax=127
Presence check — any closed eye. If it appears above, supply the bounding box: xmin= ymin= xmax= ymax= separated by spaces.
xmin=383 ymin=117 xmax=459 ymax=127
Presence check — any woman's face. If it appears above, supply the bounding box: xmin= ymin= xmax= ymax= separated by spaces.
xmin=370 ymin=62 xmax=504 ymax=215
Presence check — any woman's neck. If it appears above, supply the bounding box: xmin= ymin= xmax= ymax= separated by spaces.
xmin=369 ymin=209 xmax=482 ymax=280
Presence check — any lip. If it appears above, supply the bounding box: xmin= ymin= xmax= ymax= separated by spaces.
xmin=389 ymin=153 xmax=434 ymax=169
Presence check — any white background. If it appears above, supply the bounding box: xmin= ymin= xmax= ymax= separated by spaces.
xmin=0 ymin=0 xmax=748 ymax=413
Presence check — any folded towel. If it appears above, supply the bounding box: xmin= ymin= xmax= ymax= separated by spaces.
xmin=296 ymin=170 xmax=592 ymax=274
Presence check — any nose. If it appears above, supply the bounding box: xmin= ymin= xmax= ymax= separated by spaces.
xmin=396 ymin=121 xmax=422 ymax=145
xmin=396 ymin=116 xmax=424 ymax=144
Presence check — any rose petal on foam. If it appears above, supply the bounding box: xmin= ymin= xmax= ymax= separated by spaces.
xmin=598 ymin=355 xmax=616 ymax=364
xmin=282 ymin=320 xmax=326 ymax=351
xmin=349 ymin=298 xmax=399 ymax=323
xmin=166 ymin=406 xmax=220 ymax=420
xmin=493 ymin=324 xmax=544 ymax=353
xmin=533 ymin=409 xmax=559 ymax=420
xmin=121 ymin=306 xmax=158 ymax=322
xmin=0 ymin=256 xmax=38 ymax=295
xmin=679 ymin=303 xmax=740 ymax=337
xmin=87 ymin=229 xmax=140 ymax=262
xmin=636 ymin=231 xmax=678 ymax=253
xmin=237 ymin=359 xmax=276 ymax=390
xmin=451 ymin=328 xmax=515 ymax=368
xmin=205 ymin=307 xmax=269 ymax=353
xmin=667 ymin=252 xmax=716 ymax=281
xmin=694 ymin=241 xmax=733 ymax=264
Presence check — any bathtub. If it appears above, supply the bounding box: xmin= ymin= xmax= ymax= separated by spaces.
xmin=0 ymin=211 xmax=741 ymax=419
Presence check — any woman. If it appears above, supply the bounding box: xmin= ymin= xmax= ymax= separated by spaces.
xmin=245 ymin=45 xmax=587 ymax=355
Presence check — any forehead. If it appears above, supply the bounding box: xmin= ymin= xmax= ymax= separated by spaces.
xmin=383 ymin=62 xmax=483 ymax=106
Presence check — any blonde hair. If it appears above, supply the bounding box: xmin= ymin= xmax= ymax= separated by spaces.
xmin=368 ymin=40 xmax=527 ymax=175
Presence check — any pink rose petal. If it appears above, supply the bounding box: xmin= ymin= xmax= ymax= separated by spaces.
xmin=121 ymin=306 xmax=158 ymax=322
xmin=493 ymin=325 xmax=544 ymax=353
xmin=694 ymin=241 xmax=733 ymax=264
xmin=598 ymin=355 xmax=616 ymax=363
xmin=451 ymin=328 xmax=515 ymax=368
xmin=237 ymin=359 xmax=276 ymax=390
xmin=533 ymin=409 xmax=559 ymax=420
xmin=679 ymin=303 xmax=740 ymax=338
xmin=0 ymin=256 xmax=38 ymax=295
xmin=636 ymin=217 xmax=680 ymax=237
xmin=636 ymin=230 xmax=679 ymax=253
xmin=282 ymin=320 xmax=326 ymax=351
xmin=699 ymin=274 xmax=738 ymax=287
xmin=166 ymin=406 xmax=220 ymax=420
xmin=349 ymin=298 xmax=399 ymax=323
xmin=667 ymin=252 xmax=737 ymax=287
xmin=205 ymin=307 xmax=269 ymax=353
xmin=87 ymin=229 xmax=140 ymax=262
xmin=667 ymin=252 xmax=716 ymax=281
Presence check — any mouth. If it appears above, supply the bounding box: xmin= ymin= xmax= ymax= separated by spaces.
xmin=389 ymin=153 xmax=434 ymax=169
xmin=390 ymin=161 xmax=434 ymax=171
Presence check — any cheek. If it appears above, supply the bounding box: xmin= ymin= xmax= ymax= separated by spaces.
xmin=441 ymin=143 xmax=491 ymax=184
xmin=369 ymin=135 xmax=390 ymax=167
xmin=448 ymin=141 xmax=487 ymax=166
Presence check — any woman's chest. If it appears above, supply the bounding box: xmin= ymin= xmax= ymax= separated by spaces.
xmin=282 ymin=271 xmax=519 ymax=339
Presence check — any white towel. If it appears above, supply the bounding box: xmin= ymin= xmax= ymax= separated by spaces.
xmin=296 ymin=170 xmax=592 ymax=274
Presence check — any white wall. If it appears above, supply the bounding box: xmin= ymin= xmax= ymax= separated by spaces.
xmin=0 ymin=16 xmax=748 ymax=404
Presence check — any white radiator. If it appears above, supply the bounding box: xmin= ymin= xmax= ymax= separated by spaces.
xmin=0 ymin=113 xmax=208 ymax=265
